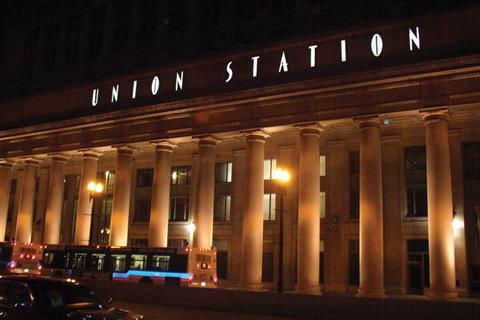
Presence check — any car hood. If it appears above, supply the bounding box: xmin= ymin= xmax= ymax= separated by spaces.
xmin=67 ymin=306 xmax=143 ymax=320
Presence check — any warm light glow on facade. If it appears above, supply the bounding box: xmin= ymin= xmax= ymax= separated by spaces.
xmin=273 ymin=168 xmax=290 ymax=184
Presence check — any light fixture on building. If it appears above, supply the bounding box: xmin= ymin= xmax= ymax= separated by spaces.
xmin=383 ymin=118 xmax=391 ymax=125
xmin=187 ymin=222 xmax=196 ymax=233
xmin=172 ymin=171 xmax=178 ymax=180
xmin=273 ymin=168 xmax=290 ymax=184
xmin=452 ymin=215 xmax=464 ymax=231
xmin=88 ymin=181 xmax=104 ymax=201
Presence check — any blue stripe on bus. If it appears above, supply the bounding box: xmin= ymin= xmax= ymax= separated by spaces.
xmin=0 ymin=261 xmax=14 ymax=267
xmin=112 ymin=270 xmax=190 ymax=279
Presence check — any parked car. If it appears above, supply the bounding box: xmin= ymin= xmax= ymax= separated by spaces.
xmin=0 ymin=275 xmax=143 ymax=319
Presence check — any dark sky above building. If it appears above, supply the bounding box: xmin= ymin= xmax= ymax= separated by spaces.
xmin=0 ymin=0 xmax=478 ymax=101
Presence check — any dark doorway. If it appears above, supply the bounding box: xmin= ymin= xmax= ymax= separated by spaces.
xmin=406 ymin=239 xmax=429 ymax=295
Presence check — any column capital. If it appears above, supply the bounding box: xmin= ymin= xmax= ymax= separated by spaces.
xmin=193 ymin=135 xmax=221 ymax=146
xmin=354 ymin=115 xmax=381 ymax=129
xmin=295 ymin=122 xmax=325 ymax=136
xmin=47 ymin=153 xmax=70 ymax=163
xmin=78 ymin=149 xmax=102 ymax=159
xmin=151 ymin=140 xmax=177 ymax=152
xmin=420 ymin=108 xmax=449 ymax=123
xmin=242 ymin=129 xmax=270 ymax=142
xmin=20 ymin=157 xmax=42 ymax=166
xmin=112 ymin=145 xmax=136 ymax=156
xmin=0 ymin=159 xmax=15 ymax=168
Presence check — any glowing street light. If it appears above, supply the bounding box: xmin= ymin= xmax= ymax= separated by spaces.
xmin=273 ymin=168 xmax=290 ymax=184
xmin=88 ymin=181 xmax=104 ymax=201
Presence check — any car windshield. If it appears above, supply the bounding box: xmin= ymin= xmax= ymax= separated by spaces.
xmin=29 ymin=282 xmax=107 ymax=310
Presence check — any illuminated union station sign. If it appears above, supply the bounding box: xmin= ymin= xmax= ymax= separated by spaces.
xmin=91 ymin=27 xmax=422 ymax=108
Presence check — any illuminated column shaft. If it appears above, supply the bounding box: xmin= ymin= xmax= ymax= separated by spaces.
xmin=43 ymin=155 xmax=68 ymax=244
xmin=149 ymin=141 xmax=175 ymax=247
xmin=241 ymin=131 xmax=268 ymax=290
xmin=15 ymin=159 xmax=39 ymax=243
xmin=296 ymin=125 xmax=321 ymax=293
xmin=357 ymin=117 xmax=386 ymax=298
xmin=110 ymin=147 xmax=134 ymax=247
xmin=0 ymin=161 xmax=14 ymax=241
xmin=193 ymin=137 xmax=217 ymax=249
xmin=423 ymin=111 xmax=457 ymax=300
xmin=75 ymin=152 xmax=99 ymax=245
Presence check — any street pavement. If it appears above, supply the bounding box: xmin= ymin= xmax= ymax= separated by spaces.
xmin=114 ymin=301 xmax=296 ymax=320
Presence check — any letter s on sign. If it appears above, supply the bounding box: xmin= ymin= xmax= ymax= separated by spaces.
xmin=225 ymin=61 xmax=233 ymax=83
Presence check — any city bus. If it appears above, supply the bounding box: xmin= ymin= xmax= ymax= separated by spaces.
xmin=0 ymin=242 xmax=43 ymax=274
xmin=41 ymin=245 xmax=217 ymax=288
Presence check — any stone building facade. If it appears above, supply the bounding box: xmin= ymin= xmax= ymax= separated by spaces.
xmin=1 ymin=1 xmax=480 ymax=299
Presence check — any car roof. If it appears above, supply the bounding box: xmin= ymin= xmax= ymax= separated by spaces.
xmin=0 ymin=275 xmax=81 ymax=287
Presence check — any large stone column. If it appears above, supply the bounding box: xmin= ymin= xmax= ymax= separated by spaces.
xmin=75 ymin=151 xmax=100 ymax=245
xmin=0 ymin=160 xmax=14 ymax=241
xmin=296 ymin=124 xmax=322 ymax=294
xmin=192 ymin=136 xmax=217 ymax=249
xmin=32 ymin=165 xmax=49 ymax=243
xmin=422 ymin=110 xmax=458 ymax=300
xmin=15 ymin=159 xmax=39 ymax=243
xmin=241 ymin=130 xmax=269 ymax=290
xmin=229 ymin=149 xmax=246 ymax=286
xmin=110 ymin=146 xmax=134 ymax=247
xmin=149 ymin=141 xmax=176 ymax=247
xmin=356 ymin=117 xmax=386 ymax=298
xmin=43 ymin=155 xmax=68 ymax=244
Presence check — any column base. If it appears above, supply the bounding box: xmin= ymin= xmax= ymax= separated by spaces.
xmin=240 ymin=283 xmax=265 ymax=292
xmin=295 ymin=285 xmax=322 ymax=295
xmin=426 ymin=290 xmax=458 ymax=300
xmin=356 ymin=288 xmax=387 ymax=299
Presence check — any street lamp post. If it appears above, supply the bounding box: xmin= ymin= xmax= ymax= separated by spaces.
xmin=273 ymin=167 xmax=290 ymax=294
xmin=87 ymin=180 xmax=104 ymax=245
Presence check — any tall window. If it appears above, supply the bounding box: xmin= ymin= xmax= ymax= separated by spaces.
xmin=99 ymin=171 xmax=115 ymax=243
xmin=320 ymin=240 xmax=325 ymax=284
xmin=171 ymin=166 xmax=191 ymax=185
xmin=6 ymin=180 xmax=16 ymax=224
xmin=215 ymin=162 xmax=232 ymax=183
xmin=133 ymin=169 xmax=152 ymax=223
xmin=405 ymin=146 xmax=427 ymax=217
xmin=262 ymin=241 xmax=274 ymax=282
xmin=170 ymin=197 xmax=189 ymax=221
xmin=263 ymin=158 xmax=277 ymax=180
xmin=136 ymin=168 xmax=153 ymax=188
xmin=320 ymin=155 xmax=326 ymax=219
xmin=263 ymin=193 xmax=276 ymax=221
xmin=213 ymin=240 xmax=229 ymax=280
xmin=133 ymin=199 xmax=151 ymax=222
xmin=349 ymin=151 xmax=360 ymax=219
xmin=214 ymin=195 xmax=231 ymax=222
xmin=348 ymin=239 xmax=359 ymax=286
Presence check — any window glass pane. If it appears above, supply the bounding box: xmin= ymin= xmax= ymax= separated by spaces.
xmin=225 ymin=195 xmax=231 ymax=221
xmin=214 ymin=195 xmax=226 ymax=222
xmin=263 ymin=194 xmax=270 ymax=220
xmin=227 ymin=163 xmax=233 ymax=182
xmin=136 ymin=168 xmax=153 ymax=187
xmin=170 ymin=197 xmax=189 ymax=221
xmin=270 ymin=193 xmax=276 ymax=221
xmin=133 ymin=199 xmax=151 ymax=222
xmin=264 ymin=159 xmax=271 ymax=180
xmin=171 ymin=166 xmax=191 ymax=185
xmin=405 ymin=146 xmax=427 ymax=217
xmin=130 ymin=254 xmax=147 ymax=270
xmin=320 ymin=192 xmax=326 ymax=219
xmin=348 ymin=239 xmax=359 ymax=285
xmin=320 ymin=155 xmax=326 ymax=177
